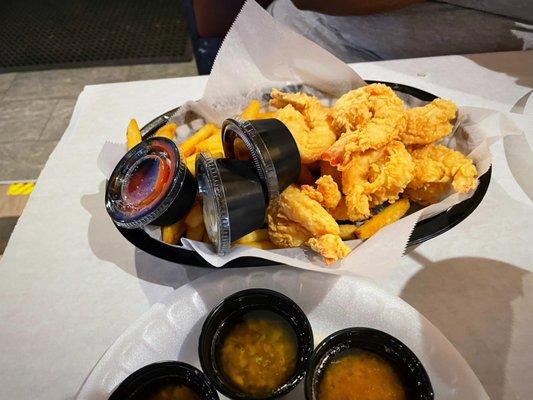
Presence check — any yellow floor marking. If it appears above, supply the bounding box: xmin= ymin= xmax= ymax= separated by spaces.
xmin=7 ymin=182 xmax=35 ymax=196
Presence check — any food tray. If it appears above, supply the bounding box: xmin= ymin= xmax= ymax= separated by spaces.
xmin=110 ymin=81 xmax=491 ymax=268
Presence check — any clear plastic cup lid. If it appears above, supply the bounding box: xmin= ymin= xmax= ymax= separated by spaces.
xmin=105 ymin=137 xmax=188 ymax=229
xmin=222 ymin=118 xmax=280 ymax=200
xmin=196 ymin=152 xmax=267 ymax=256
xmin=196 ymin=153 xmax=232 ymax=255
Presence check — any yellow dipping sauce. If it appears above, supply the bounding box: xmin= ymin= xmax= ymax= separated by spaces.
xmin=218 ymin=310 xmax=297 ymax=397
xmin=144 ymin=383 xmax=200 ymax=400
xmin=318 ymin=350 xmax=406 ymax=400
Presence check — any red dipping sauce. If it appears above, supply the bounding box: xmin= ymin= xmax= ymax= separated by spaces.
xmin=122 ymin=154 xmax=172 ymax=209
xmin=106 ymin=137 xmax=197 ymax=229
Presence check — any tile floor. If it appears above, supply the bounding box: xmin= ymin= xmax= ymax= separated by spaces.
xmin=0 ymin=61 xmax=198 ymax=255
xmin=0 ymin=60 xmax=198 ymax=182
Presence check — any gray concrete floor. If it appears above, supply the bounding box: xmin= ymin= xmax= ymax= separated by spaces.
xmin=0 ymin=60 xmax=198 ymax=181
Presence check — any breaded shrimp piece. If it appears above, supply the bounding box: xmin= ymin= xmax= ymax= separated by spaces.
xmin=323 ymin=84 xmax=407 ymax=166
xmin=404 ymin=144 xmax=477 ymax=205
xmin=301 ymin=175 xmax=342 ymax=210
xmin=270 ymin=89 xmax=337 ymax=164
xmin=267 ymin=209 xmax=312 ymax=248
xmin=267 ymin=185 xmax=350 ymax=263
xmin=307 ymin=234 xmax=351 ymax=265
xmin=331 ymin=84 xmax=404 ymax=132
xmin=278 ymin=185 xmax=339 ymax=236
xmin=400 ymin=99 xmax=458 ymax=145
xmin=342 ymin=141 xmax=414 ymax=221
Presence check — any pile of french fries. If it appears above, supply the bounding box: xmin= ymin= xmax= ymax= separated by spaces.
xmin=124 ymin=100 xmax=410 ymax=251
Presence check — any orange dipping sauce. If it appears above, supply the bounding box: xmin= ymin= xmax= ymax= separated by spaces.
xmin=318 ymin=350 xmax=406 ymax=400
xmin=144 ymin=383 xmax=200 ymax=400
xmin=218 ymin=310 xmax=297 ymax=397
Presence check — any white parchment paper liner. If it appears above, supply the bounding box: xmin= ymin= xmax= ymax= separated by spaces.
xmin=98 ymin=1 xmax=502 ymax=279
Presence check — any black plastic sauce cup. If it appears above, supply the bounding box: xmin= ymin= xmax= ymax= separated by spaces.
xmin=195 ymin=153 xmax=267 ymax=255
xmin=305 ymin=327 xmax=434 ymax=400
xmin=198 ymin=289 xmax=314 ymax=400
xmin=222 ymin=118 xmax=301 ymax=200
xmin=108 ymin=361 xmax=219 ymax=400
xmin=106 ymin=137 xmax=197 ymax=229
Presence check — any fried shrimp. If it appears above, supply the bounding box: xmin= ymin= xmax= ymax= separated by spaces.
xmin=270 ymin=89 xmax=337 ymax=164
xmin=301 ymin=175 xmax=342 ymax=210
xmin=322 ymin=84 xmax=407 ymax=167
xmin=342 ymin=141 xmax=414 ymax=221
xmin=404 ymin=144 xmax=477 ymax=205
xmin=267 ymin=185 xmax=349 ymax=264
xmin=400 ymin=98 xmax=458 ymax=145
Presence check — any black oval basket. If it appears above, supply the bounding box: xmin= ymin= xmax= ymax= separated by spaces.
xmin=110 ymin=81 xmax=491 ymax=268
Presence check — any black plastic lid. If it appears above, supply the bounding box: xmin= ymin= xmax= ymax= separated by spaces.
xmin=222 ymin=118 xmax=301 ymax=200
xmin=195 ymin=153 xmax=266 ymax=255
xmin=105 ymin=137 xmax=197 ymax=229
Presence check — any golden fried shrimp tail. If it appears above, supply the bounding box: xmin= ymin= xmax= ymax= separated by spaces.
xmin=307 ymin=234 xmax=351 ymax=265
xmin=400 ymin=99 xmax=458 ymax=145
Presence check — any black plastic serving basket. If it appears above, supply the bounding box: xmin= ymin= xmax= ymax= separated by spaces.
xmin=110 ymin=81 xmax=491 ymax=268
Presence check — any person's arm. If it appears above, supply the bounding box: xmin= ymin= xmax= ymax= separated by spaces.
xmin=290 ymin=0 xmax=425 ymax=16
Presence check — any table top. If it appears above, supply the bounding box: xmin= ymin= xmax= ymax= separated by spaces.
xmin=1 ymin=51 xmax=532 ymax=400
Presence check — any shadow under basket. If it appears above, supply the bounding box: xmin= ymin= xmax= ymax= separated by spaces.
xmin=110 ymin=81 xmax=492 ymax=268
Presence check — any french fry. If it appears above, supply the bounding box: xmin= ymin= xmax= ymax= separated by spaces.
xmin=194 ymin=134 xmax=223 ymax=153
xmin=240 ymin=100 xmax=261 ymax=120
xmin=243 ymin=240 xmax=277 ymax=250
xmin=179 ymin=124 xmax=219 ymax=157
xmin=235 ymin=229 xmax=269 ymax=244
xmin=199 ymin=133 xmax=221 ymax=145
xmin=161 ymin=219 xmax=186 ymax=244
xmin=185 ymin=201 xmax=203 ymax=228
xmin=186 ymin=223 xmax=205 ymax=241
xmin=355 ymin=198 xmax=410 ymax=239
xmin=154 ymin=123 xmax=177 ymax=140
xmin=339 ymin=224 xmax=357 ymax=240
xmin=185 ymin=154 xmax=197 ymax=175
xmin=126 ymin=119 xmax=142 ymax=150
xmin=207 ymin=144 xmax=224 ymax=155
xmin=211 ymin=151 xmax=225 ymax=158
